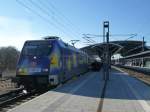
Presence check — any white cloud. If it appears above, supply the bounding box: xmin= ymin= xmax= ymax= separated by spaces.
xmin=0 ymin=16 xmax=35 ymax=50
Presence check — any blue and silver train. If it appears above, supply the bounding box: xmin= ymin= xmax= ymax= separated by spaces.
xmin=16 ymin=36 xmax=89 ymax=89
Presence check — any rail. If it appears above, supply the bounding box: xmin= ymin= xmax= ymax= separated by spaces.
xmin=0 ymin=88 xmax=45 ymax=111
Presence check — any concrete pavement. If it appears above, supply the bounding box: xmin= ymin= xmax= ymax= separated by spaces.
xmin=8 ymin=68 xmax=150 ymax=112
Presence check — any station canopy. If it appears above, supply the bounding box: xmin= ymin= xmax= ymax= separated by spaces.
xmin=81 ymin=40 xmax=150 ymax=58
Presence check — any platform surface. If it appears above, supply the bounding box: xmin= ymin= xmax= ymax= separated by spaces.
xmin=102 ymin=67 xmax=150 ymax=112
xmin=8 ymin=68 xmax=150 ymax=112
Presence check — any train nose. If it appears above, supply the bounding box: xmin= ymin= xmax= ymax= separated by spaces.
xmin=16 ymin=67 xmax=28 ymax=75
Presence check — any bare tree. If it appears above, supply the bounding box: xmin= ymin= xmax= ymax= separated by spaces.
xmin=0 ymin=46 xmax=20 ymax=71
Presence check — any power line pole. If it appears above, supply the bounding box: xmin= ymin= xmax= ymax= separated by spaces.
xmin=70 ymin=40 xmax=80 ymax=47
xmin=142 ymin=36 xmax=145 ymax=52
xmin=103 ymin=21 xmax=110 ymax=81
xmin=142 ymin=36 xmax=145 ymax=67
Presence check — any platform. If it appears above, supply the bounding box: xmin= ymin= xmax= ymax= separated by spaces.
xmin=8 ymin=68 xmax=150 ymax=112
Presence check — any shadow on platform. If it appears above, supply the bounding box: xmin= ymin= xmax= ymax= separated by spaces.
xmin=51 ymin=69 xmax=150 ymax=101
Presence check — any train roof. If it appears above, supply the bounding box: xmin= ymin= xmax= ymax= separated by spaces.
xmin=57 ymin=39 xmax=85 ymax=54
xmin=25 ymin=36 xmax=60 ymax=43
xmin=24 ymin=37 xmax=86 ymax=54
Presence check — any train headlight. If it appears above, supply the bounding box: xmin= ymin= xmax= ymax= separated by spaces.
xmin=18 ymin=68 xmax=23 ymax=72
xmin=17 ymin=68 xmax=27 ymax=75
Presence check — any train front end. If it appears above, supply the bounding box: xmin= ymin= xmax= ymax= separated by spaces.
xmin=16 ymin=40 xmax=52 ymax=89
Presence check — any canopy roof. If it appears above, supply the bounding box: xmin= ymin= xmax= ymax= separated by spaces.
xmin=81 ymin=40 xmax=149 ymax=57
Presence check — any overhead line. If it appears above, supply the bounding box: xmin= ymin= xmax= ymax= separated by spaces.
xmin=16 ymin=0 xmax=65 ymax=36
xmin=27 ymin=0 xmax=76 ymax=39
xmin=37 ymin=0 xmax=80 ymax=38
xmin=47 ymin=0 xmax=82 ymax=35
xmin=16 ymin=0 xmax=81 ymax=41
xmin=85 ymin=33 xmax=137 ymax=37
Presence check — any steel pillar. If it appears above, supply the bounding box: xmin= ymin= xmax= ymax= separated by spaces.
xmin=103 ymin=21 xmax=110 ymax=81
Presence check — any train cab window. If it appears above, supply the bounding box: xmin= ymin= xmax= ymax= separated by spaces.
xmin=22 ymin=43 xmax=52 ymax=56
xmin=23 ymin=46 xmax=37 ymax=56
xmin=37 ymin=45 xmax=51 ymax=55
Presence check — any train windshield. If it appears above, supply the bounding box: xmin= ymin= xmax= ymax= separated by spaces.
xmin=22 ymin=41 xmax=52 ymax=56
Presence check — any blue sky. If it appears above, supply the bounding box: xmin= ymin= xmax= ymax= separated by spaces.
xmin=0 ymin=0 xmax=150 ymax=50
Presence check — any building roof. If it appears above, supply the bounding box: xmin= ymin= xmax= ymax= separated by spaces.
xmin=81 ymin=40 xmax=149 ymax=57
xmin=123 ymin=50 xmax=150 ymax=59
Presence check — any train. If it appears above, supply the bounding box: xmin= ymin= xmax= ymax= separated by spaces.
xmin=16 ymin=36 xmax=89 ymax=89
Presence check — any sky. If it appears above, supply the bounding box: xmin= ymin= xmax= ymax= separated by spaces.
xmin=0 ymin=0 xmax=150 ymax=50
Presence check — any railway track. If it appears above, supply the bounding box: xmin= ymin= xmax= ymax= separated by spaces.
xmin=115 ymin=66 xmax=150 ymax=85
xmin=0 ymin=87 xmax=47 ymax=112
xmin=0 ymin=72 xmax=87 ymax=112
